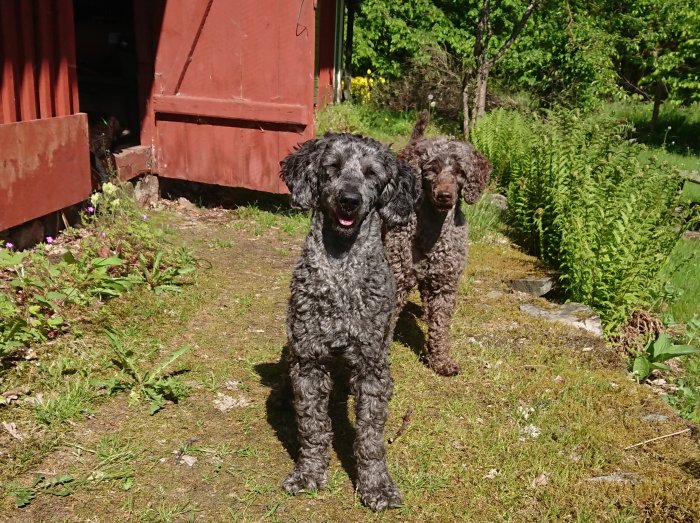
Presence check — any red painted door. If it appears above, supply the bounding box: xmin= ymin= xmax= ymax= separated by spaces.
xmin=149 ymin=0 xmax=315 ymax=193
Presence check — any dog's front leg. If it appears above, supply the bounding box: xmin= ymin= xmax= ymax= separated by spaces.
xmin=283 ymin=357 xmax=333 ymax=494
xmin=420 ymin=282 xmax=460 ymax=376
xmin=350 ymin=358 xmax=403 ymax=511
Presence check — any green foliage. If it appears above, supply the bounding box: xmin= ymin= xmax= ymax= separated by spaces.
xmin=95 ymin=331 xmax=191 ymax=415
xmin=666 ymin=319 xmax=700 ymax=421
xmin=656 ymin=238 xmax=700 ymax=324
xmin=136 ymin=252 xmax=196 ymax=294
xmin=502 ymin=1 xmax=622 ymax=108
xmin=354 ymin=0 xmax=699 ymax=112
xmin=0 ymin=183 xmax=196 ymax=365
xmin=632 ymin=332 xmax=700 ymax=382
xmin=471 ymin=108 xmax=695 ymax=333
xmin=462 ymin=195 xmax=506 ymax=243
xmin=315 ymin=102 xmax=459 ymax=144
xmin=9 ymin=474 xmax=76 ymax=507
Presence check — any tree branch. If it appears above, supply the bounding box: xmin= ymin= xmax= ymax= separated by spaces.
xmin=488 ymin=0 xmax=542 ymax=66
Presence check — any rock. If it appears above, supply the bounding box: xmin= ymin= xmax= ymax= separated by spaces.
xmin=520 ymin=302 xmax=603 ymax=337
xmin=530 ymin=472 xmax=549 ymax=488
xmin=509 ymin=277 xmax=556 ymax=297
xmin=641 ymin=414 xmax=669 ymax=422
xmin=213 ymin=392 xmax=251 ymax=412
xmin=588 ymin=472 xmax=638 ymax=484
xmin=483 ymin=468 xmax=499 ymax=480
xmin=176 ymin=196 xmax=195 ymax=210
xmin=134 ymin=175 xmax=160 ymax=206
xmin=179 ymin=455 xmax=198 ymax=467
xmin=486 ymin=290 xmax=504 ymax=299
xmin=487 ymin=193 xmax=508 ymax=211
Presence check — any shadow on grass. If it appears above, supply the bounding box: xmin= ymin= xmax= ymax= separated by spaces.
xmin=393 ymin=301 xmax=429 ymax=368
xmin=253 ymin=347 xmax=359 ymax=485
xmin=159 ymin=178 xmax=298 ymax=214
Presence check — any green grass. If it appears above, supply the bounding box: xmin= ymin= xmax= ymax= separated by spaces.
xmin=316 ymin=102 xmax=460 ymax=146
xmin=607 ymin=101 xmax=700 ymax=171
xmin=681 ymin=179 xmax=700 ymax=204
xmin=659 ymin=238 xmax=700 ymax=324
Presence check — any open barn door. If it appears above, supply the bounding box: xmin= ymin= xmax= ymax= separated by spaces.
xmin=148 ymin=0 xmax=315 ymax=192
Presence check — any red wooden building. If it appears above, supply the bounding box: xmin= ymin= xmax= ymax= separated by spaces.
xmin=1 ymin=0 xmax=344 ymax=233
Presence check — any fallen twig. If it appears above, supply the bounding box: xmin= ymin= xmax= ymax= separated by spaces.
xmin=623 ymin=428 xmax=691 ymax=450
xmin=175 ymin=437 xmax=198 ymax=464
xmin=388 ymin=406 xmax=414 ymax=444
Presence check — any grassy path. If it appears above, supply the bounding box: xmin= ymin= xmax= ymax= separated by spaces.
xmin=1 ymin=203 xmax=698 ymax=522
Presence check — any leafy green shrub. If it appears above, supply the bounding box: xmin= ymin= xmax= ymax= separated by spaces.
xmin=0 ymin=182 xmax=196 ymax=364
xmin=471 ymin=109 xmax=695 ymax=333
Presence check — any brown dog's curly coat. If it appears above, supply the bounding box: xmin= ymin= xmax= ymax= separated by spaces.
xmin=384 ymin=111 xmax=492 ymax=376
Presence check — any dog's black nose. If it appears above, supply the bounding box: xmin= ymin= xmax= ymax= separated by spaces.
xmin=339 ymin=191 xmax=362 ymax=211
xmin=437 ymin=191 xmax=453 ymax=202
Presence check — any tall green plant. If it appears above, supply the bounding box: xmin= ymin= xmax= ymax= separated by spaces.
xmin=472 ymin=109 xmax=692 ymax=333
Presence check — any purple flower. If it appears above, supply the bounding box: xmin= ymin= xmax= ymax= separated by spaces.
xmin=5 ymin=242 xmax=14 ymax=249
xmin=45 ymin=236 xmax=54 ymax=244
xmin=99 ymin=232 xmax=107 ymax=238
xmin=87 ymin=206 xmax=95 ymax=214
xmin=141 ymin=214 xmax=148 ymax=221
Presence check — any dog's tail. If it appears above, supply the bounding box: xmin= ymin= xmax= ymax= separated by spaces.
xmin=409 ymin=110 xmax=429 ymax=143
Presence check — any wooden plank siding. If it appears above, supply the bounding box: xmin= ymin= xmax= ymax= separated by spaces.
xmin=1 ymin=0 xmax=90 ymax=232
xmin=0 ymin=0 xmax=79 ymax=124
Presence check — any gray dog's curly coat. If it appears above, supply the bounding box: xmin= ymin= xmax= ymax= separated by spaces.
xmin=384 ymin=111 xmax=492 ymax=376
xmin=279 ymin=132 xmax=419 ymax=511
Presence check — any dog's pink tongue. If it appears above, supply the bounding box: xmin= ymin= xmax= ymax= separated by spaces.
xmin=339 ymin=216 xmax=355 ymax=227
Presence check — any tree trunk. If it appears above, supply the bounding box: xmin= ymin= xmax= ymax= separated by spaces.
xmin=475 ymin=63 xmax=490 ymax=120
xmin=470 ymin=63 xmax=490 ymax=130
xmin=462 ymin=81 xmax=471 ymax=138
xmin=342 ymin=0 xmax=356 ymax=101
xmin=651 ymin=79 xmax=663 ymax=131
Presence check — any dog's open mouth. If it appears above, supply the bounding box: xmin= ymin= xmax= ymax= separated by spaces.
xmin=337 ymin=211 xmax=357 ymax=228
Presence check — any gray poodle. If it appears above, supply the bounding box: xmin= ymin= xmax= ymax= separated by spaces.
xmin=384 ymin=111 xmax=491 ymax=376
xmin=280 ymin=132 xmax=418 ymax=511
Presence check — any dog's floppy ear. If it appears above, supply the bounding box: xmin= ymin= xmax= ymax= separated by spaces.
xmin=459 ymin=146 xmax=492 ymax=204
xmin=280 ymin=137 xmax=327 ymax=210
xmin=378 ymin=156 xmax=420 ymax=228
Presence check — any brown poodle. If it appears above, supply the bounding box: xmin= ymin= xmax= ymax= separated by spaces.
xmin=384 ymin=111 xmax=491 ymax=376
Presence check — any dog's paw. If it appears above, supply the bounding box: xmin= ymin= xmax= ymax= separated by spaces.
xmin=283 ymin=468 xmax=327 ymax=495
xmin=357 ymin=480 xmax=403 ymax=512
xmin=429 ymin=354 xmax=460 ymax=376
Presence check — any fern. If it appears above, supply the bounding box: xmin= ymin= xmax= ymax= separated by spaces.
xmin=472 ymin=109 xmax=692 ymax=334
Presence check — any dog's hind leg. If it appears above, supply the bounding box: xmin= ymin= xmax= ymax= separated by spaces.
xmin=283 ymin=358 xmax=333 ymax=494
xmin=349 ymin=355 xmax=403 ymax=511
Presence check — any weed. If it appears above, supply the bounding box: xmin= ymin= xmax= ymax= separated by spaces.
xmin=136 ymin=252 xmax=195 ymax=294
xmin=8 ymin=474 xmax=76 ymax=507
xmin=34 ymin=379 xmax=93 ymax=426
xmin=631 ymin=333 xmax=700 ymax=383
xmin=140 ymin=501 xmax=198 ymax=523
xmin=94 ymin=331 xmax=192 ymax=414
xmin=0 ymin=180 xmax=198 ymax=364
xmin=463 ymin=194 xmax=505 ymax=243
